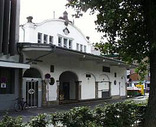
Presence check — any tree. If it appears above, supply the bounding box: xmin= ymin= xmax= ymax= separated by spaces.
xmin=67 ymin=0 xmax=156 ymax=126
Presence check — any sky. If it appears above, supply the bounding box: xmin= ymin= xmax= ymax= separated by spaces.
xmin=20 ymin=0 xmax=103 ymax=43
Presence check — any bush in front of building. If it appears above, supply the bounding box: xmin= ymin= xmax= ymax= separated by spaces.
xmin=27 ymin=113 xmax=50 ymax=127
xmin=0 ymin=114 xmax=23 ymax=127
xmin=51 ymin=106 xmax=96 ymax=127
xmin=93 ymin=101 xmax=146 ymax=127
xmin=0 ymin=101 xmax=146 ymax=127
xmin=50 ymin=101 xmax=146 ymax=127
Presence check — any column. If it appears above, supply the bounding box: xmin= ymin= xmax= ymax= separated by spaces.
xmin=9 ymin=0 xmax=17 ymax=55
xmin=75 ymin=81 xmax=82 ymax=101
xmin=95 ymin=82 xmax=98 ymax=99
xmin=109 ymin=82 xmax=111 ymax=97
xmin=42 ymin=80 xmax=47 ymax=107
xmin=2 ymin=0 xmax=11 ymax=55
xmin=56 ymin=80 xmax=60 ymax=102
xmin=0 ymin=0 xmax=5 ymax=53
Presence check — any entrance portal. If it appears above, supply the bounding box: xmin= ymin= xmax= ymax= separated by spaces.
xmin=23 ymin=68 xmax=42 ymax=108
xmin=59 ymin=71 xmax=78 ymax=103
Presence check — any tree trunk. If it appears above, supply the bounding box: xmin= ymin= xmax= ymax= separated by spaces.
xmin=144 ymin=0 xmax=156 ymax=126
xmin=144 ymin=50 xmax=156 ymax=127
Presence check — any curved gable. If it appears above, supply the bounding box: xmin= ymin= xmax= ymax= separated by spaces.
xmin=19 ymin=18 xmax=91 ymax=53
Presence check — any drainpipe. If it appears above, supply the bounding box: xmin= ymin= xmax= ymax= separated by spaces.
xmin=17 ymin=44 xmax=24 ymax=99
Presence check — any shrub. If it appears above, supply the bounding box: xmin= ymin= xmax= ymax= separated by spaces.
xmin=51 ymin=101 xmax=146 ymax=127
xmin=51 ymin=106 xmax=97 ymax=127
xmin=0 ymin=101 xmax=146 ymax=127
xmin=94 ymin=101 xmax=138 ymax=127
xmin=0 ymin=114 xmax=23 ymax=127
xmin=28 ymin=113 xmax=49 ymax=127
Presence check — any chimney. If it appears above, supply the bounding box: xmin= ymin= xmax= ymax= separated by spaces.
xmin=63 ymin=11 xmax=68 ymax=21
xmin=27 ymin=16 xmax=33 ymax=23
xmin=86 ymin=36 xmax=90 ymax=40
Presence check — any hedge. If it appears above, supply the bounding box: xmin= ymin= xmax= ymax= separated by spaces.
xmin=0 ymin=101 xmax=146 ymax=127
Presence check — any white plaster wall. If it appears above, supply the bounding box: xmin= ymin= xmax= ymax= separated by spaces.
xmin=23 ymin=51 xmax=127 ymax=101
xmin=19 ymin=23 xmax=36 ymax=43
xmin=19 ymin=19 xmax=91 ymax=53
xmin=19 ymin=27 xmax=24 ymax=42
xmin=110 ymin=66 xmax=127 ymax=96
xmin=81 ymin=74 xmax=96 ymax=99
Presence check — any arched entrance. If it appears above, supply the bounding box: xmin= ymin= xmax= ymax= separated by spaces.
xmin=97 ymin=74 xmax=111 ymax=99
xmin=23 ymin=68 xmax=42 ymax=108
xmin=59 ymin=71 xmax=79 ymax=103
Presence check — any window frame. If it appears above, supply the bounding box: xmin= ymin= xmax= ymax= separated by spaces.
xmin=44 ymin=34 xmax=48 ymax=44
xmin=38 ymin=32 xmax=42 ymax=43
xmin=58 ymin=36 xmax=62 ymax=47
xmin=76 ymin=43 xmax=79 ymax=51
xmin=63 ymin=38 xmax=68 ymax=48
xmin=49 ymin=36 xmax=53 ymax=44
xmin=80 ymin=44 xmax=83 ymax=52
xmin=84 ymin=45 xmax=86 ymax=52
xmin=69 ymin=40 xmax=72 ymax=49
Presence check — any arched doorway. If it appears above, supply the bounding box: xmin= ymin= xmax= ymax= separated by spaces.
xmin=59 ymin=71 xmax=79 ymax=103
xmin=97 ymin=74 xmax=111 ymax=99
xmin=23 ymin=68 xmax=42 ymax=108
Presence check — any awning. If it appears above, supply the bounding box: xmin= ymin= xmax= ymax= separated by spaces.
xmin=0 ymin=61 xmax=30 ymax=69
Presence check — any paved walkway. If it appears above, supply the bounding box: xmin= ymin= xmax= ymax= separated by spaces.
xmin=0 ymin=95 xmax=148 ymax=123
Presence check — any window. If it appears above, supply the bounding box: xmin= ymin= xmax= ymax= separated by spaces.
xmin=103 ymin=66 xmax=110 ymax=73
xmin=80 ymin=44 xmax=83 ymax=52
xmin=114 ymin=80 xmax=117 ymax=85
xmin=114 ymin=72 xmax=117 ymax=77
xmin=38 ymin=33 xmax=42 ymax=43
xmin=50 ymin=65 xmax=54 ymax=72
xmin=49 ymin=36 xmax=53 ymax=44
xmin=76 ymin=43 xmax=79 ymax=51
xmin=0 ymin=68 xmax=15 ymax=94
xmin=84 ymin=45 xmax=86 ymax=52
xmin=58 ymin=37 xmax=62 ymax=47
xmin=86 ymin=74 xmax=91 ymax=78
xmin=64 ymin=38 xmax=67 ymax=48
xmin=44 ymin=34 xmax=48 ymax=44
xmin=69 ymin=40 xmax=72 ymax=49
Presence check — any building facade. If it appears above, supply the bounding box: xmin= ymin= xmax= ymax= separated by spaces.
xmin=18 ymin=12 xmax=129 ymax=108
xmin=0 ymin=0 xmax=30 ymax=111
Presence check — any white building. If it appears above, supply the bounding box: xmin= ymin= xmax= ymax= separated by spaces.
xmin=19 ymin=12 xmax=129 ymax=107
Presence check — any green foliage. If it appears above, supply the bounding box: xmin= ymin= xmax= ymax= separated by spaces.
xmin=27 ymin=113 xmax=49 ymax=127
xmin=51 ymin=106 xmax=95 ymax=127
xmin=93 ymin=101 xmax=146 ymax=127
xmin=51 ymin=101 xmax=146 ymax=127
xmin=135 ymin=61 xmax=148 ymax=81
xmin=0 ymin=102 xmax=146 ymax=127
xmin=0 ymin=114 xmax=23 ymax=127
xmin=67 ymin=0 xmax=150 ymax=63
xmin=67 ymin=0 xmax=152 ymax=83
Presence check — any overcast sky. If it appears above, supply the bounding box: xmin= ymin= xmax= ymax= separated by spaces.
xmin=20 ymin=0 xmax=102 ymax=43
